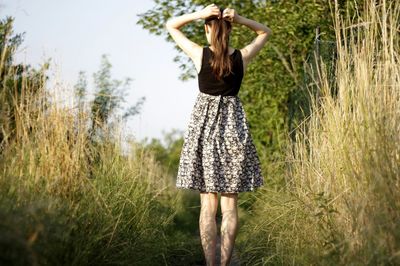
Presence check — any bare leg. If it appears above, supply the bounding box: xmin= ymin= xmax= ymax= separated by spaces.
xmin=199 ymin=192 xmax=218 ymax=266
xmin=220 ymin=192 xmax=239 ymax=266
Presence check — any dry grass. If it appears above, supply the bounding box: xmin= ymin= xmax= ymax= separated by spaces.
xmin=237 ymin=0 xmax=400 ymax=264
xmin=0 ymin=49 xmax=182 ymax=265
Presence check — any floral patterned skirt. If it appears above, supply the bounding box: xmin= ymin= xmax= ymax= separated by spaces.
xmin=176 ymin=91 xmax=264 ymax=193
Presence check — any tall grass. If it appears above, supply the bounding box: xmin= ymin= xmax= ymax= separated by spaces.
xmin=237 ymin=0 xmax=400 ymax=264
xmin=0 ymin=49 xmax=188 ymax=264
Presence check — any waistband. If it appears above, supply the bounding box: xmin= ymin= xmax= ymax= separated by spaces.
xmin=197 ymin=92 xmax=239 ymax=141
xmin=198 ymin=91 xmax=238 ymax=99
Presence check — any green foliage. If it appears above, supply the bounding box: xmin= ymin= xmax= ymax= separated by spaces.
xmin=238 ymin=0 xmax=400 ymax=264
xmin=0 ymin=16 xmax=50 ymax=149
xmin=74 ymin=70 xmax=87 ymax=113
xmin=138 ymin=129 xmax=185 ymax=177
xmin=0 ymin=16 xmax=25 ymax=68
xmin=0 ymin=16 xmax=205 ymax=265
xmin=73 ymin=54 xmax=146 ymax=137
xmin=0 ymin=149 xmax=179 ymax=265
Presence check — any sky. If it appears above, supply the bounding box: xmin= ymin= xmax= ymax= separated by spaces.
xmin=0 ymin=0 xmax=199 ymax=145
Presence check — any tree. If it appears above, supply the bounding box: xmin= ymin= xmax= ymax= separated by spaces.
xmin=73 ymin=54 xmax=145 ymax=138
xmin=73 ymin=54 xmax=146 ymax=178
xmin=139 ymin=129 xmax=185 ymax=177
xmin=74 ymin=70 xmax=87 ymax=115
xmin=0 ymin=16 xmax=50 ymax=150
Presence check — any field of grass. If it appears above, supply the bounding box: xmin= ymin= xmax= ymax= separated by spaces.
xmin=236 ymin=0 xmax=400 ymax=265
xmin=0 ymin=61 xmax=205 ymax=265
xmin=1 ymin=0 xmax=399 ymax=265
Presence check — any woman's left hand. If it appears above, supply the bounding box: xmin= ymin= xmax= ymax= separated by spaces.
xmin=199 ymin=3 xmax=221 ymax=19
xmin=222 ymin=8 xmax=237 ymax=23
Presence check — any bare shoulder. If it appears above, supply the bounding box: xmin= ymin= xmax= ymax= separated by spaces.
xmin=166 ymin=25 xmax=203 ymax=71
xmin=191 ymin=44 xmax=203 ymax=58
xmin=193 ymin=45 xmax=204 ymax=74
xmin=239 ymin=47 xmax=249 ymax=74
xmin=239 ymin=32 xmax=270 ymax=72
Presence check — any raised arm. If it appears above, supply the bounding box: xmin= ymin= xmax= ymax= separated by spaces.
xmin=165 ymin=4 xmax=220 ymax=69
xmin=223 ymin=8 xmax=272 ymax=71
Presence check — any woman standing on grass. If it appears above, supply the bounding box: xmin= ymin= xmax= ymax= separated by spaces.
xmin=166 ymin=3 xmax=271 ymax=265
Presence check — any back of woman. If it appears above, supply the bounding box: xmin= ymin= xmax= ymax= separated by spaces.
xmin=198 ymin=45 xmax=244 ymax=96
xmin=166 ymin=4 xmax=272 ymax=265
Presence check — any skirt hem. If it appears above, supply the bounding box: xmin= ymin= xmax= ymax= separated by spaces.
xmin=175 ymin=184 xmax=263 ymax=193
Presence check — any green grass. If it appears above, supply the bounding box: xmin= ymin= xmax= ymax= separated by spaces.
xmin=236 ymin=0 xmax=400 ymax=265
xmin=0 ymin=56 xmax=204 ymax=265
xmin=2 ymin=0 xmax=399 ymax=265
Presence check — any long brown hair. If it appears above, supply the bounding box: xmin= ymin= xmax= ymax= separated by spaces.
xmin=205 ymin=9 xmax=233 ymax=80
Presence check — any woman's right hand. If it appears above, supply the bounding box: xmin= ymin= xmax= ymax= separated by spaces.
xmin=222 ymin=8 xmax=239 ymax=23
xmin=199 ymin=3 xmax=221 ymax=19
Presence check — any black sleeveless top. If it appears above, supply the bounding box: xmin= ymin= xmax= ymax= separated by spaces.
xmin=198 ymin=46 xmax=244 ymax=96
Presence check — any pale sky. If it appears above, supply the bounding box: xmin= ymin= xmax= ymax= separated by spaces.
xmin=0 ymin=0 xmax=199 ymax=144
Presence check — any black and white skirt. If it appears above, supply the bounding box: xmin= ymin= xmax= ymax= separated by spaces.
xmin=176 ymin=91 xmax=264 ymax=193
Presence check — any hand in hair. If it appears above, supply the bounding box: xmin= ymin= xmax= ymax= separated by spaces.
xmin=199 ymin=3 xmax=221 ymax=20
xmin=222 ymin=8 xmax=238 ymax=23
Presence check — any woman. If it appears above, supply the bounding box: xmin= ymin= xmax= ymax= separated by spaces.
xmin=166 ymin=3 xmax=271 ymax=265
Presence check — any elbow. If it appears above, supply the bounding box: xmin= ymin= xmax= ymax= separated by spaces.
xmin=256 ymin=26 xmax=272 ymax=36
xmin=165 ymin=19 xmax=175 ymax=31
xmin=257 ymin=31 xmax=270 ymax=39
xmin=265 ymin=27 xmax=272 ymax=36
xmin=165 ymin=20 xmax=171 ymax=31
xmin=264 ymin=27 xmax=272 ymax=39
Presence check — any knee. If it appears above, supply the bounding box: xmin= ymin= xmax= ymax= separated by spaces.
xmin=200 ymin=192 xmax=218 ymax=218
xmin=200 ymin=208 xmax=217 ymax=219
xmin=221 ymin=208 xmax=237 ymax=219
